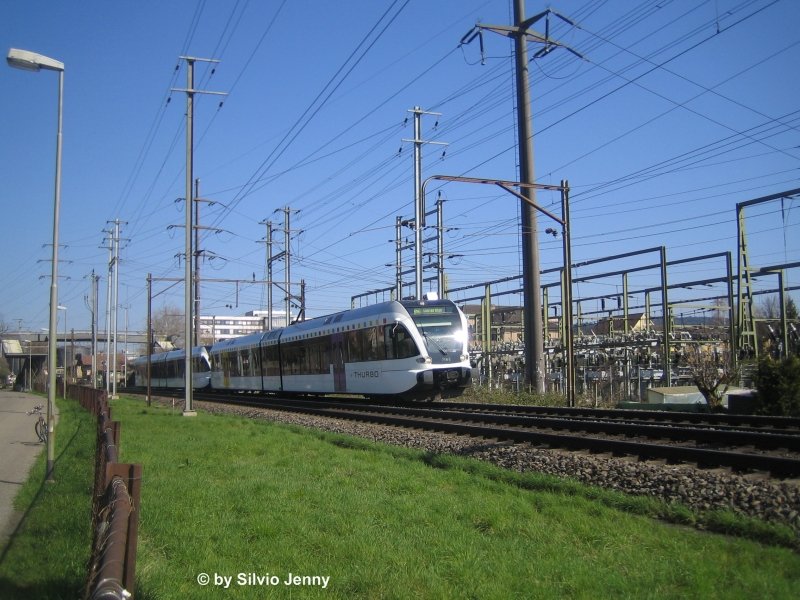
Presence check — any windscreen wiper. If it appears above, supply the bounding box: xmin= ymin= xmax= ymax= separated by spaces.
xmin=421 ymin=329 xmax=448 ymax=356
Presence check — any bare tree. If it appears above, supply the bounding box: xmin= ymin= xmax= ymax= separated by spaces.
xmin=757 ymin=295 xmax=780 ymax=319
xmin=686 ymin=347 xmax=739 ymax=411
xmin=152 ymin=304 xmax=184 ymax=349
xmin=757 ymin=294 xmax=799 ymax=320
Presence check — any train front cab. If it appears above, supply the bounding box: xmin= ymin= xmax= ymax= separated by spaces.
xmin=401 ymin=298 xmax=472 ymax=400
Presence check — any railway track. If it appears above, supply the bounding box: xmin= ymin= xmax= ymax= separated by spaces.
xmin=130 ymin=389 xmax=800 ymax=479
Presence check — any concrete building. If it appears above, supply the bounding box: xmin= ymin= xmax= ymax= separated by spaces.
xmin=198 ymin=309 xmax=290 ymax=344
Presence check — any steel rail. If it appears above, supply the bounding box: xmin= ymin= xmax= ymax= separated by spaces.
xmin=186 ymin=392 xmax=800 ymax=478
xmin=126 ymin=388 xmax=800 ymax=476
xmin=364 ymin=407 xmax=800 ymax=452
xmin=190 ymin=393 xmax=800 ymax=449
xmin=430 ymin=401 xmax=800 ymax=430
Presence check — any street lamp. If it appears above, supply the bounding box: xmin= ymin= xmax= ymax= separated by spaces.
xmin=8 ymin=48 xmax=64 ymax=484
xmin=58 ymin=304 xmax=67 ymax=397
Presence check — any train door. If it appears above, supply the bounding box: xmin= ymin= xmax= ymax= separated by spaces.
xmin=332 ymin=332 xmax=346 ymax=392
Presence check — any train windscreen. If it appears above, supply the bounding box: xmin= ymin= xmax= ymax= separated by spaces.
xmin=407 ymin=305 xmax=466 ymax=360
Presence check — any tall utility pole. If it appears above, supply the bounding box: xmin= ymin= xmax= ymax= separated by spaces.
xmin=107 ymin=218 xmax=126 ymax=398
xmin=436 ymin=196 xmax=445 ymax=298
xmin=511 ymin=1 xmax=542 ymax=391
xmin=395 ymin=216 xmax=403 ymax=300
xmin=102 ymin=230 xmax=113 ymax=394
xmin=283 ymin=207 xmax=292 ymax=325
xmin=112 ymin=220 xmax=120 ymax=398
xmin=258 ymin=219 xmax=275 ymax=329
xmin=463 ymin=4 xmax=582 ymax=392
xmin=85 ymin=270 xmax=99 ymax=389
xmin=402 ymin=107 xmax=446 ymax=300
xmin=146 ymin=273 xmax=152 ymax=406
xmin=560 ymin=180 xmax=574 ymax=407
xmin=192 ymin=178 xmax=223 ymax=344
xmin=194 ymin=178 xmax=201 ymax=346
xmin=277 ymin=207 xmax=300 ymax=326
xmin=172 ymin=56 xmax=226 ymax=417
xmin=393 ymin=217 xmax=415 ymax=301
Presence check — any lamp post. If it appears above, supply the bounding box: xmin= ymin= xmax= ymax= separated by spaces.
xmin=58 ymin=304 xmax=67 ymax=397
xmin=8 ymin=48 xmax=64 ymax=484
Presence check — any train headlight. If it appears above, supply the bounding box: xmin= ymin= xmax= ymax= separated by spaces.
xmin=459 ymin=354 xmax=468 ymax=362
xmin=416 ymin=356 xmax=432 ymax=364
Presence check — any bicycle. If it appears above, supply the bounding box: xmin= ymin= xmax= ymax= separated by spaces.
xmin=27 ymin=404 xmax=48 ymax=444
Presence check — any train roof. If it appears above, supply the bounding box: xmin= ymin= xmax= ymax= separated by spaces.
xmin=291 ymin=298 xmax=459 ymax=329
xmin=209 ymin=331 xmax=267 ymax=353
xmin=205 ymin=298 xmax=462 ymax=353
xmin=132 ymin=345 xmax=209 ymax=364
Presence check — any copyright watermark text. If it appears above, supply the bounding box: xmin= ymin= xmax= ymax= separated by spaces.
xmin=197 ymin=572 xmax=330 ymax=589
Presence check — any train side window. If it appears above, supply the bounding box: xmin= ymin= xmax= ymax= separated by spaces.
xmin=373 ymin=325 xmax=385 ymax=361
xmin=226 ymin=351 xmax=239 ymax=377
xmin=221 ymin=352 xmax=230 ymax=376
xmin=384 ymin=325 xmax=395 ymax=359
xmin=347 ymin=330 xmax=363 ymax=362
xmin=389 ymin=323 xmax=419 ymax=359
xmin=240 ymin=349 xmax=251 ymax=376
xmin=321 ymin=337 xmax=332 ymax=372
xmin=265 ymin=344 xmax=279 ymax=376
xmin=361 ymin=326 xmax=385 ymax=361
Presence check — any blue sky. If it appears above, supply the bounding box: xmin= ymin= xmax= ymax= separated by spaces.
xmin=2 ymin=0 xmax=799 ymax=337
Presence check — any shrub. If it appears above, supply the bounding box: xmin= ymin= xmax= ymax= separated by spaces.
xmin=753 ymin=355 xmax=800 ymax=416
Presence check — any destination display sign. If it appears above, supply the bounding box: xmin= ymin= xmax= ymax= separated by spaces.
xmin=410 ymin=306 xmax=452 ymax=315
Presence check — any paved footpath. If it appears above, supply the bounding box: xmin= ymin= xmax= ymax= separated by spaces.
xmin=0 ymin=389 xmax=52 ymax=551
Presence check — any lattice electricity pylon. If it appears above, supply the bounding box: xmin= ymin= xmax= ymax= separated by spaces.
xmin=736 ymin=188 xmax=800 ymax=360
xmin=736 ymin=203 xmax=758 ymax=359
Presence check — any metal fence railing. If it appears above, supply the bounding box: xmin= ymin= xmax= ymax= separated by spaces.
xmin=68 ymin=385 xmax=142 ymax=600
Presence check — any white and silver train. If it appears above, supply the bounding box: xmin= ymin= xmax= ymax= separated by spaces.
xmin=132 ymin=298 xmax=472 ymax=401
xmin=132 ymin=346 xmax=212 ymax=389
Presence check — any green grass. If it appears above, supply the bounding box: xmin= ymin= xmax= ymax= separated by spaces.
xmin=0 ymin=396 xmax=95 ymax=599
xmin=3 ymin=396 xmax=800 ymax=599
xmin=111 ymin=399 xmax=800 ymax=599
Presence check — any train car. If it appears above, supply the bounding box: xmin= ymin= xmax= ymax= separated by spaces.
xmin=132 ymin=346 xmax=212 ymax=389
xmin=208 ymin=297 xmax=471 ymax=400
xmin=208 ymin=330 xmax=277 ymax=392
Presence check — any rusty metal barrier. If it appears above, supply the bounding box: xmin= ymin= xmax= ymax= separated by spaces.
xmin=67 ymin=385 xmax=142 ymax=600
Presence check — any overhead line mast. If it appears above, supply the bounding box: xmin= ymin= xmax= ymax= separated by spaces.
xmin=172 ymin=56 xmax=227 ymax=417
xmin=461 ymin=3 xmax=583 ymax=393
xmin=402 ymin=106 xmax=446 ymax=301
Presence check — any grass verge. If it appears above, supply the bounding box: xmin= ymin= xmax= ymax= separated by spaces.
xmin=2 ymin=396 xmax=799 ymax=599
xmin=0 ymin=396 xmax=94 ymax=599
